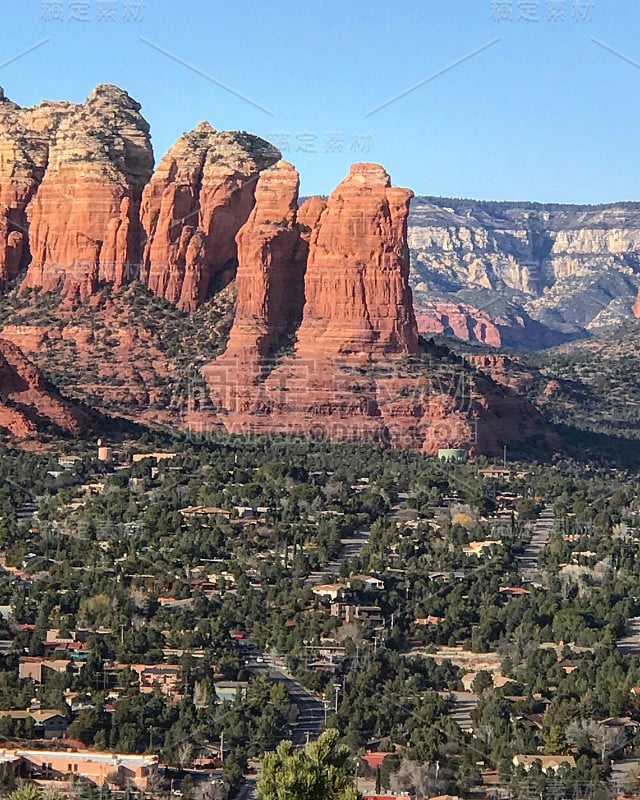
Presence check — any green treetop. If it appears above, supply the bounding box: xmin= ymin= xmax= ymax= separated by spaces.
xmin=257 ymin=729 xmax=359 ymax=800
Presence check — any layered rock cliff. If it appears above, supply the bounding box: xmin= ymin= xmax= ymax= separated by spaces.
xmin=295 ymin=163 xmax=419 ymax=358
xmin=18 ymin=85 xmax=153 ymax=300
xmin=140 ymin=123 xmax=281 ymax=311
xmin=204 ymin=164 xmax=551 ymax=455
xmin=0 ymin=86 xmax=281 ymax=309
xmin=0 ymin=84 xmax=555 ymax=455
xmin=409 ymin=198 xmax=640 ymax=347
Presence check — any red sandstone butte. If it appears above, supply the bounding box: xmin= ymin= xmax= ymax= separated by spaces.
xmin=204 ymin=162 xmax=552 ymax=456
xmin=140 ymin=122 xmax=281 ymax=312
xmin=20 ymin=85 xmax=153 ymax=301
xmin=296 ymin=163 xmax=419 ymax=358
xmin=220 ymin=160 xmax=303 ymax=362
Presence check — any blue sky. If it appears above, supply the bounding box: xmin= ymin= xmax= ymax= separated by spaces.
xmin=1 ymin=0 xmax=638 ymax=202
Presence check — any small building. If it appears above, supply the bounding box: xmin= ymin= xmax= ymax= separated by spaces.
xmin=350 ymin=575 xmax=385 ymax=591
xmin=215 ymin=682 xmax=248 ymax=704
xmin=18 ymin=657 xmax=72 ymax=684
xmin=463 ymin=540 xmax=501 ymax=557
xmin=131 ymin=452 xmax=177 ymax=463
xmin=96 ymin=439 xmax=112 ymax=463
xmin=131 ymin=664 xmax=181 ymax=698
xmin=15 ymin=749 xmax=158 ymax=789
xmin=312 ymin=584 xmax=347 ymax=602
xmin=0 ymin=710 xmax=68 ymax=739
xmin=361 ymin=751 xmax=393 ymax=769
xmin=512 ymin=754 xmax=576 ymax=773
xmin=58 ymin=456 xmax=83 ymax=469
xmin=415 ymin=615 xmax=444 ymax=626
xmin=363 ymin=794 xmax=412 ymax=800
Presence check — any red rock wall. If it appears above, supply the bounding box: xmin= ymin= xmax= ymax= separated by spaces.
xmin=295 ymin=163 xmax=419 ymax=358
xmin=0 ymin=337 xmax=89 ymax=437
xmin=140 ymin=123 xmax=281 ymax=312
xmin=21 ymin=85 xmax=153 ymax=300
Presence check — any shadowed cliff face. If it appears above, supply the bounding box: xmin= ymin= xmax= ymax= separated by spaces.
xmin=0 ymin=337 xmax=90 ymax=438
xmin=409 ymin=197 xmax=640 ymax=348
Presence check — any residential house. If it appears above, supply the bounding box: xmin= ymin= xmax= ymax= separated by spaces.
xmin=462 ymin=540 xmax=501 ymax=557
xmin=131 ymin=664 xmax=182 ymax=698
xmin=350 ymin=575 xmax=385 ymax=591
xmin=512 ymin=754 xmax=576 ymax=773
xmin=18 ymin=658 xmax=71 ymax=684
xmin=15 ymin=749 xmax=158 ymax=789
xmin=312 ymin=584 xmax=348 ymax=602
xmin=215 ymin=682 xmax=248 ymax=704
xmin=360 ymin=752 xmax=393 ymax=769
xmin=362 ymin=795 xmax=412 ymax=800
xmin=0 ymin=710 xmax=67 ymax=739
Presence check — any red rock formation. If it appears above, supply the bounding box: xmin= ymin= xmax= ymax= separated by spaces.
xmin=0 ymin=84 xmax=556 ymax=456
xmin=21 ymin=85 xmax=153 ymax=300
xmin=141 ymin=123 xmax=281 ymax=312
xmin=633 ymin=287 xmax=640 ymax=319
xmin=295 ymin=163 xmax=419 ymax=358
xmin=0 ymin=337 xmax=90 ymax=438
xmin=204 ymin=163 xmax=553 ymax=456
xmin=0 ymin=86 xmax=67 ymax=289
xmin=415 ymin=302 xmax=503 ymax=347
xmin=220 ymin=160 xmax=302 ymax=362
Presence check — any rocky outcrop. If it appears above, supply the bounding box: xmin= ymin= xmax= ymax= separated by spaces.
xmin=0 ymin=337 xmax=90 ymax=438
xmin=140 ymin=123 xmax=280 ymax=311
xmin=0 ymin=87 xmax=70 ymax=289
xmin=415 ymin=302 xmax=503 ymax=347
xmin=219 ymin=160 xmax=303 ymax=362
xmin=1 ymin=86 xmax=283 ymax=307
xmin=633 ymin=287 xmax=640 ymax=319
xmin=409 ymin=198 xmax=640 ymax=347
xmin=0 ymin=84 xmax=558 ymax=456
xmin=204 ymin=165 xmax=552 ymax=456
xmin=296 ymin=163 xmax=419 ymax=358
xmin=18 ymin=85 xmax=153 ymax=300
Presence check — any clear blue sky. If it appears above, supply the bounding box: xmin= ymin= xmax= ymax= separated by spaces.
xmin=1 ymin=0 xmax=638 ymax=202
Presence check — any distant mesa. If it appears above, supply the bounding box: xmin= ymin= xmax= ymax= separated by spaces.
xmin=408 ymin=197 xmax=640 ymax=347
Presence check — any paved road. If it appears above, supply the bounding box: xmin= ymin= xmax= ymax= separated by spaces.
xmin=441 ymin=690 xmax=477 ymax=733
xmin=306 ymin=527 xmax=372 ymax=585
xmin=240 ymin=645 xmax=325 ymax=746
xmin=611 ymin=757 xmax=640 ymax=792
xmin=236 ymin=776 xmax=257 ymax=799
xmin=617 ymin=616 xmax=640 ymax=655
xmin=306 ymin=503 xmax=404 ymax=586
xmin=516 ymin=506 xmax=554 ymax=584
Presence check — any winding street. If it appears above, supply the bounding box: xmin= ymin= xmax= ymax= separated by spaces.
xmin=516 ymin=505 xmax=554 ymax=584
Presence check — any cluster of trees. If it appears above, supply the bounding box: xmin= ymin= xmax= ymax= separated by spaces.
xmin=4 ymin=435 xmax=640 ymax=798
